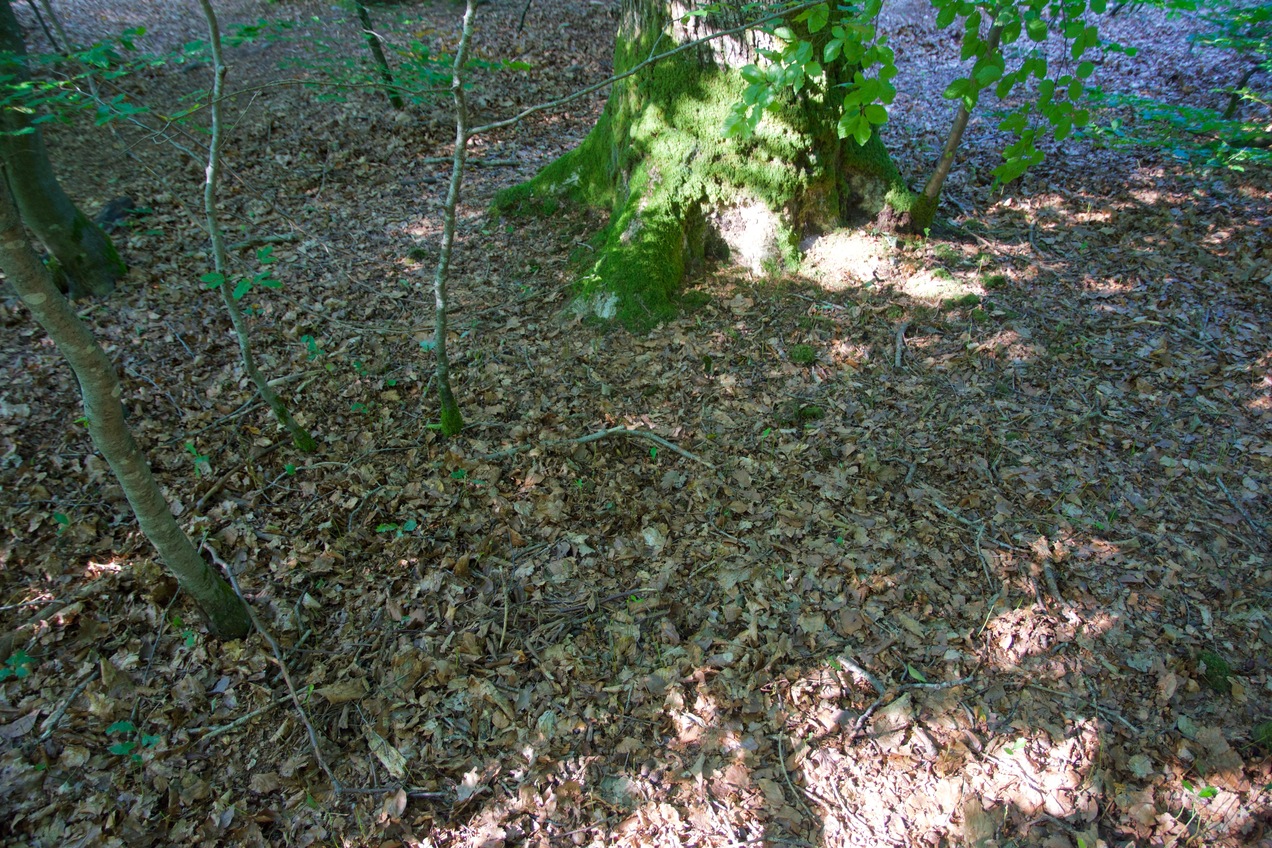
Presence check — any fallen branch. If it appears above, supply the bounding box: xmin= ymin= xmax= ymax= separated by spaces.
xmin=1023 ymin=682 xmax=1141 ymax=735
xmin=1041 ymin=560 xmax=1070 ymax=611
xmin=36 ymin=672 xmax=93 ymax=742
xmin=211 ymin=544 xmax=341 ymax=794
xmin=849 ymin=675 xmax=974 ymax=740
xmin=894 ymin=321 xmax=909 ymax=369
xmin=190 ymin=695 xmax=289 ymax=740
xmin=339 ymin=786 xmax=450 ymax=800
xmin=882 ymin=456 xmax=916 ymax=485
xmin=483 ymin=425 xmax=714 ymax=468
xmin=1216 ymin=475 xmax=1268 ymax=542
xmin=835 ymin=655 xmax=885 ymax=695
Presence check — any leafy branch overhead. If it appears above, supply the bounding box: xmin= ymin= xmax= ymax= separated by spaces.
xmin=724 ymin=0 xmax=1128 ymax=185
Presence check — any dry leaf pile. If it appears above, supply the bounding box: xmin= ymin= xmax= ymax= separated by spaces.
xmin=0 ymin=1 xmax=1268 ymax=846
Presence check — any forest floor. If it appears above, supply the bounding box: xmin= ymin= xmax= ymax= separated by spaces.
xmin=0 ymin=0 xmax=1269 ymax=846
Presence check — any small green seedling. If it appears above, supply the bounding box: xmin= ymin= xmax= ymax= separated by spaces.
xmin=300 ymin=334 xmax=325 ymax=360
xmin=1182 ymin=779 xmax=1218 ymax=799
xmin=105 ymin=720 xmax=161 ymax=764
xmin=52 ymin=512 xmax=71 ymax=536
xmin=0 ymin=648 xmax=34 ymax=681
xmin=377 ymin=519 xmax=418 ymax=538
xmin=185 ymin=442 xmax=211 ymax=478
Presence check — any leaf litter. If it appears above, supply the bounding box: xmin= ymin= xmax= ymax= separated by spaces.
xmin=0 ymin=0 xmax=1268 ymax=846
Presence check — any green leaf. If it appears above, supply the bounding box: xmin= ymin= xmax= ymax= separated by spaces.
xmin=1027 ymin=18 xmax=1048 ymax=41
xmin=974 ymin=63 xmax=1002 ymax=86
xmin=935 ymin=4 xmax=957 ymax=28
xmin=772 ymin=26 xmax=795 ymax=41
xmin=1198 ymin=786 xmax=1218 ymax=799
xmin=863 ymin=104 xmax=888 ymax=124
xmin=108 ymin=741 xmax=137 ymax=756
xmin=1076 ymin=60 xmax=1095 ymax=79
xmin=802 ymin=3 xmax=830 ymax=33
xmin=106 ymin=721 xmax=136 ymax=735
xmin=853 ymin=118 xmax=872 ymax=146
xmin=943 ymin=78 xmax=970 ymax=99
xmin=905 ymin=664 xmax=928 ymax=683
xmin=200 ymin=272 xmax=224 ymax=289
xmin=232 ymin=279 xmax=251 ymax=301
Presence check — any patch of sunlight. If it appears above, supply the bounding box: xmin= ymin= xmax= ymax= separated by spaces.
xmin=894 ymin=268 xmax=983 ymax=301
xmin=800 ymin=230 xmax=892 ymax=289
xmin=84 ymin=558 xmax=124 ymax=578
xmin=780 ymin=660 xmax=1104 ymax=847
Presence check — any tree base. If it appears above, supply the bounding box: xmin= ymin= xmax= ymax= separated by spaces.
xmin=495 ymin=16 xmax=914 ymax=330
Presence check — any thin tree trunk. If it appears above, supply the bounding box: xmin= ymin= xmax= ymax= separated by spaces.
xmin=1222 ymin=65 xmax=1257 ymax=120
xmin=197 ymin=0 xmax=318 ymax=454
xmin=915 ymin=23 xmax=1004 ymax=232
xmin=354 ymin=1 xmax=404 ymax=110
xmin=0 ymin=0 xmax=124 ymax=298
xmin=0 ymin=179 xmax=250 ymax=640
xmin=429 ymin=0 xmax=476 ymax=437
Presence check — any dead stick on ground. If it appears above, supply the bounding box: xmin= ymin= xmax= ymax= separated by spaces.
xmin=190 ymin=695 xmax=289 ymax=740
xmin=37 ymin=673 xmax=93 ymax=742
xmin=1041 ymin=560 xmax=1070 ymax=610
xmin=1216 ymin=475 xmax=1268 ymax=541
xmin=776 ymin=736 xmax=817 ymax=823
xmin=836 ymin=655 xmax=885 ymax=696
xmin=850 ymin=676 xmax=973 ymax=739
xmin=210 ymin=544 xmax=341 ymax=794
xmin=894 ymin=321 xmax=909 ymax=369
xmin=483 ymin=426 xmax=714 ymax=468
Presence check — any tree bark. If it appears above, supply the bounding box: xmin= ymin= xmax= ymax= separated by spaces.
xmin=0 ymin=178 xmax=250 ymax=640
xmin=0 ymin=0 xmax=125 ymax=298
xmin=354 ymin=1 xmax=405 ymax=110
xmin=494 ymin=0 xmax=910 ymax=330
xmin=197 ymin=0 xmax=318 ymax=453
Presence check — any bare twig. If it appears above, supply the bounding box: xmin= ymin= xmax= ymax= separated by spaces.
xmin=894 ymin=321 xmax=909 ymax=369
xmin=226 ymin=233 xmax=299 ymax=252
xmin=212 ymin=545 xmax=340 ymax=793
xmin=776 ymin=736 xmax=817 ymax=823
xmin=882 ymin=456 xmax=916 ymax=485
xmin=1024 ymin=682 xmax=1141 ymax=735
xmin=835 ymin=656 xmax=885 ymax=695
xmin=195 ymin=442 xmax=283 ymax=511
xmin=189 ymin=695 xmax=289 ymax=740
xmin=36 ymin=673 xmax=93 ymax=742
xmin=1041 ymin=560 xmax=1070 ymax=610
xmin=1215 ymin=475 xmax=1268 ymax=541
xmin=483 ymin=425 xmax=714 ymax=468
xmin=338 ymin=786 xmax=450 ymax=799
xmin=850 ymin=676 xmax=973 ymax=740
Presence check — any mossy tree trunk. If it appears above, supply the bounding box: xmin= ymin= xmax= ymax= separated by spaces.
xmin=495 ymin=0 xmax=911 ymax=330
xmin=0 ymin=178 xmax=251 ymax=640
xmin=0 ymin=0 xmax=125 ymax=298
